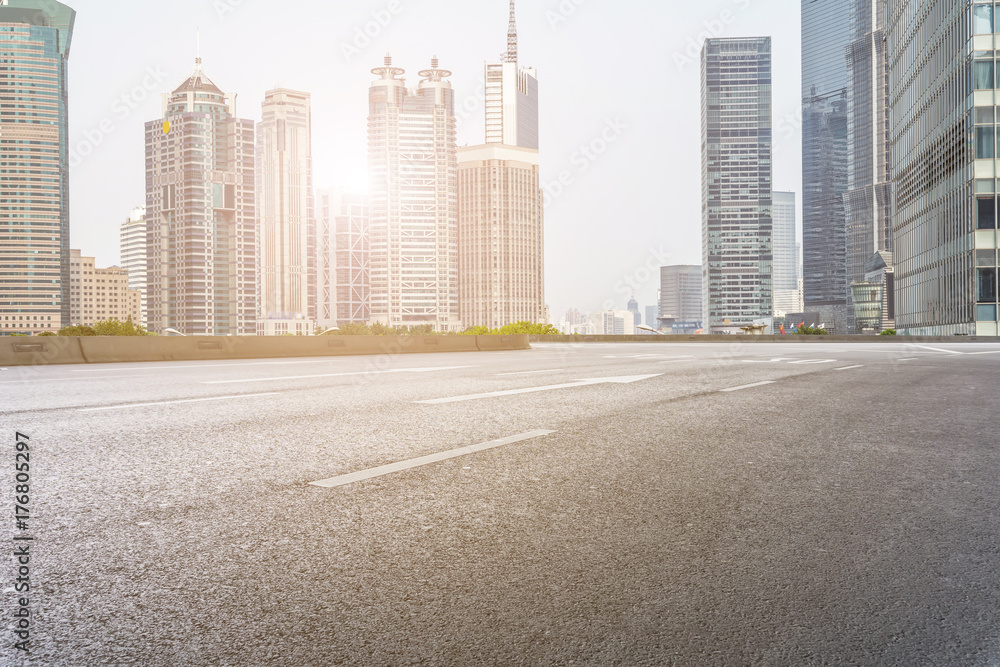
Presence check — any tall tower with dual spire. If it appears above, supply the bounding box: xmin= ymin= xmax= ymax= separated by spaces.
xmin=485 ymin=0 xmax=538 ymax=148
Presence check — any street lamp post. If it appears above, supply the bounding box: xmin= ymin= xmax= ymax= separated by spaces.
xmin=636 ymin=325 xmax=666 ymax=336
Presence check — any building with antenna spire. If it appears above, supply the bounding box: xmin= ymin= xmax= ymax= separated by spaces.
xmin=485 ymin=0 xmax=538 ymax=148
xmin=367 ymin=54 xmax=460 ymax=330
xmin=144 ymin=56 xmax=256 ymax=335
xmin=457 ymin=2 xmax=545 ymax=329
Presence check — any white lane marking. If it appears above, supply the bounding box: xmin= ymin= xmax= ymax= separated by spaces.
xmin=78 ymin=393 xmax=279 ymax=412
xmin=0 ymin=375 xmax=152 ymax=384
xmin=788 ymin=359 xmax=837 ymax=365
xmin=897 ymin=358 xmax=918 ymax=362
xmin=720 ymin=381 xmax=776 ymax=393
xmin=203 ymin=366 xmax=474 ymax=385
xmin=741 ymin=358 xmax=797 ymax=364
xmin=909 ymin=345 xmax=963 ymax=355
xmin=309 ymin=430 xmax=555 ymax=488
xmin=495 ymin=369 xmax=565 ymax=376
xmin=835 ymin=365 xmax=865 ymax=371
xmin=417 ymin=374 xmax=662 ymax=405
xmin=965 ymin=350 xmax=1000 ymax=355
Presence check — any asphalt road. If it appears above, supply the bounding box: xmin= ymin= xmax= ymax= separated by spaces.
xmin=2 ymin=341 xmax=1000 ymax=665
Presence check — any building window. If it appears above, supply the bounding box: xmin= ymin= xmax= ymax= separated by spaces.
xmin=974 ymin=4 xmax=994 ymax=34
xmin=978 ymin=197 xmax=997 ymax=229
xmin=978 ymin=267 xmax=997 ymax=303
xmin=977 ymin=126 xmax=995 ymax=158
xmin=974 ymin=60 xmax=995 ymax=89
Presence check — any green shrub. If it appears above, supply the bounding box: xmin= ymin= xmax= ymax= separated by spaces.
xmin=879 ymin=328 xmax=897 ymax=336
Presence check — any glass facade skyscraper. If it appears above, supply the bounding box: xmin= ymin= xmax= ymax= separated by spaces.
xmin=772 ymin=191 xmax=802 ymax=316
xmin=886 ymin=1 xmax=993 ymax=334
xmin=701 ymin=37 xmax=773 ymax=333
xmin=0 ymin=0 xmax=74 ymax=335
xmin=484 ymin=0 xmax=538 ymax=149
xmin=802 ymin=0 xmax=851 ymax=331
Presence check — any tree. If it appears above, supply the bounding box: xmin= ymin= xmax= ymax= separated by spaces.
xmin=91 ymin=318 xmax=150 ymax=336
xmin=794 ymin=325 xmax=829 ymax=336
xmin=879 ymin=328 xmax=897 ymax=336
xmin=58 ymin=325 xmax=97 ymax=336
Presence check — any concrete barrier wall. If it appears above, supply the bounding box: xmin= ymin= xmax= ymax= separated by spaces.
xmin=529 ymin=334 xmax=1000 ymax=344
xmin=0 ymin=334 xmax=525 ymax=367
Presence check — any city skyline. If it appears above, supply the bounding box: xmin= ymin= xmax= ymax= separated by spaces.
xmin=62 ymin=0 xmax=804 ymax=320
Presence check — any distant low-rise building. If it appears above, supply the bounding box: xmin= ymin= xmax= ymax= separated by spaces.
xmin=70 ymin=250 xmax=141 ymax=327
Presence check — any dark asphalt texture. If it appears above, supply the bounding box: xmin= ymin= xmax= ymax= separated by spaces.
xmin=2 ymin=341 xmax=1000 ymax=665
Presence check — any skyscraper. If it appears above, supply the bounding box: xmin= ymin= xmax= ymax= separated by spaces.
xmin=316 ymin=188 xmax=369 ymax=328
xmin=256 ymin=89 xmax=315 ymax=336
xmin=367 ymin=55 xmax=460 ymax=331
xmin=885 ymin=1 xmax=992 ymax=334
xmin=772 ymin=191 xmax=802 ymax=316
xmin=845 ymin=0 xmax=893 ymax=332
xmin=485 ymin=0 xmax=538 ymax=149
xmin=120 ymin=207 xmax=147 ymax=327
xmin=802 ymin=0 xmax=852 ymax=332
xmin=145 ymin=57 xmax=256 ymax=336
xmin=701 ymin=37 xmax=773 ymax=333
xmin=660 ymin=265 xmax=703 ymax=325
xmin=0 ymin=0 xmax=75 ymax=336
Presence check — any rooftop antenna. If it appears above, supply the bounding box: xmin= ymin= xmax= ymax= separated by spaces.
xmin=504 ymin=0 xmax=517 ymax=64
xmin=195 ymin=27 xmax=202 ymax=71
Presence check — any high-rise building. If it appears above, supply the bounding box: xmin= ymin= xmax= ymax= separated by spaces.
xmin=645 ymin=305 xmax=658 ymax=329
xmin=802 ymin=0 xmax=852 ymax=332
xmin=256 ymin=89 xmax=315 ymax=336
xmin=773 ymin=191 xmax=802 ymax=316
xmin=0 ymin=0 xmax=75 ymax=336
xmin=845 ymin=0 xmax=893 ymax=332
xmin=485 ymin=0 xmax=538 ymax=149
xmin=458 ymin=145 xmax=544 ymax=329
xmin=316 ymin=188 xmax=369 ymax=328
xmin=69 ymin=250 xmax=141 ymax=327
xmin=367 ymin=55 xmax=460 ymax=331
xmin=885 ymin=1 xmax=994 ymax=334
xmin=701 ymin=37 xmax=773 ymax=333
xmin=660 ymin=265 xmax=703 ymax=325
xmin=144 ymin=57 xmax=256 ymax=336
xmin=120 ymin=207 xmax=148 ymax=326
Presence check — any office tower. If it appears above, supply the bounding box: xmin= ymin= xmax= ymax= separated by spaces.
xmin=0 ymin=0 xmax=74 ymax=335
xmin=485 ymin=0 xmax=538 ymax=149
xmin=69 ymin=250 xmax=141 ymax=327
xmin=660 ymin=265 xmax=703 ymax=325
xmin=885 ymin=2 xmax=994 ymax=334
xmin=120 ymin=207 xmax=148 ymax=326
xmin=772 ymin=191 xmax=802 ymax=316
xmin=802 ymin=0 xmax=851 ymax=332
xmin=701 ymin=37 xmax=773 ymax=333
xmin=316 ymin=188 xmax=369 ymax=328
xmin=256 ymin=89 xmax=316 ymax=336
xmin=367 ymin=55 xmax=460 ymax=331
xmin=627 ymin=296 xmax=641 ymax=328
xmin=845 ymin=0 xmax=893 ymax=332
xmin=458 ymin=145 xmax=544 ymax=329
xmin=645 ymin=305 xmax=658 ymax=329
xmin=144 ymin=57 xmax=256 ymax=336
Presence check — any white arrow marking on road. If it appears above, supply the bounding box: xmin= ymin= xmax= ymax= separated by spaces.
xmin=416 ymin=374 xmax=663 ymax=405
xmin=309 ymin=430 xmax=555 ymax=488
xmin=203 ymin=366 xmax=474 ymax=385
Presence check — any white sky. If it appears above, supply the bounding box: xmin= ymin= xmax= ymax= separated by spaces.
xmin=66 ymin=0 xmax=802 ymax=321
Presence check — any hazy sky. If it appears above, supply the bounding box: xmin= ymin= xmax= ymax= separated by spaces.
xmin=66 ymin=0 xmax=802 ymax=320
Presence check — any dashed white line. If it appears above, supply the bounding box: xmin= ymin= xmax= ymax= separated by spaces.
xmin=203 ymin=366 xmax=474 ymax=385
xmin=720 ymin=381 xmax=776 ymax=393
xmin=897 ymin=358 xmax=918 ymax=362
xmin=909 ymin=345 xmax=963 ymax=355
xmin=0 ymin=375 xmax=152 ymax=384
xmin=835 ymin=365 xmax=864 ymax=371
xmin=417 ymin=375 xmax=662 ymax=405
xmin=78 ymin=393 xmax=279 ymax=412
xmin=495 ymin=369 xmax=565 ymax=376
xmin=788 ymin=359 xmax=837 ymax=365
xmin=309 ymin=430 xmax=555 ymax=488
